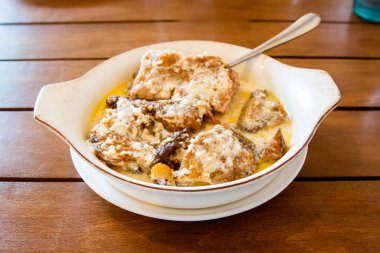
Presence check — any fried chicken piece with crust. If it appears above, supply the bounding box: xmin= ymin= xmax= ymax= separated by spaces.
xmin=259 ymin=128 xmax=287 ymax=163
xmin=130 ymin=51 xmax=239 ymax=114
xmin=238 ymin=89 xmax=287 ymax=133
xmin=175 ymin=124 xmax=257 ymax=186
xmin=142 ymin=98 xmax=214 ymax=132
xmin=130 ymin=50 xmax=188 ymax=100
xmin=173 ymin=55 xmax=240 ymax=114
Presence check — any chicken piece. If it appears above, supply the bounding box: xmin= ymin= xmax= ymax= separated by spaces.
xmin=259 ymin=129 xmax=287 ymax=162
xmin=130 ymin=50 xmax=187 ymax=100
xmin=173 ymin=55 xmax=239 ymax=113
xmin=153 ymin=129 xmax=191 ymax=170
xmin=90 ymin=133 xmax=155 ymax=173
xmin=100 ymin=97 xmax=171 ymax=146
xmin=89 ymin=97 xmax=172 ymax=171
xmin=175 ymin=124 xmax=257 ymax=185
xmin=130 ymin=50 xmax=239 ymax=114
xmin=238 ymin=89 xmax=287 ymax=133
xmin=150 ymin=163 xmax=176 ymax=186
xmin=143 ymin=98 xmax=212 ymax=132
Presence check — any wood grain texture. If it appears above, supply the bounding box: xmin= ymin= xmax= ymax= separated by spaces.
xmin=280 ymin=59 xmax=380 ymax=108
xmin=1 ymin=181 xmax=379 ymax=252
xmin=0 ymin=0 xmax=360 ymax=23
xmin=1 ymin=1 xmax=378 ymax=251
xmin=1 ymin=22 xmax=379 ymax=60
xmin=0 ymin=112 xmax=76 ymax=179
xmin=300 ymin=111 xmax=380 ymax=178
xmin=1 ymin=59 xmax=379 ymax=109
xmin=0 ymin=60 xmax=100 ymax=108
xmin=1 ymin=111 xmax=379 ymax=179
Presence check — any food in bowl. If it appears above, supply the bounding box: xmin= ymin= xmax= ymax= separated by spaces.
xmin=34 ymin=40 xmax=341 ymax=209
xmin=88 ymin=50 xmax=291 ymax=187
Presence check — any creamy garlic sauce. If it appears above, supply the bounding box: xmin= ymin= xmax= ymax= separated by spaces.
xmin=89 ymin=78 xmax=292 ymax=180
xmin=209 ymin=79 xmax=292 ymax=173
xmin=114 ymin=168 xmax=151 ymax=182
xmin=89 ymin=81 xmax=129 ymax=130
xmin=221 ymin=80 xmax=292 ymax=147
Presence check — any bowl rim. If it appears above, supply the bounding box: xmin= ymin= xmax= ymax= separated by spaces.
xmin=34 ymin=40 xmax=341 ymax=192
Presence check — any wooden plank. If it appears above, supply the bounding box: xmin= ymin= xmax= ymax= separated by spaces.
xmin=0 ymin=60 xmax=100 ymax=108
xmin=0 ymin=112 xmax=77 ymax=179
xmin=1 ymin=59 xmax=379 ymax=109
xmin=1 ymin=181 xmax=379 ymax=252
xmin=0 ymin=0 xmax=360 ymax=23
xmin=300 ymin=111 xmax=380 ymax=178
xmin=279 ymin=59 xmax=380 ymax=107
xmin=0 ymin=22 xmax=379 ymax=60
xmin=1 ymin=111 xmax=379 ymax=179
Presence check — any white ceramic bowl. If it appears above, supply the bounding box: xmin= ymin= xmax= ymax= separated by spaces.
xmin=34 ymin=41 xmax=341 ymax=209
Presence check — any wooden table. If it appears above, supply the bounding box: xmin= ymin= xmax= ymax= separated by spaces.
xmin=1 ymin=1 xmax=380 ymax=252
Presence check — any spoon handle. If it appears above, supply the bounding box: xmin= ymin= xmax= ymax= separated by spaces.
xmin=229 ymin=13 xmax=321 ymax=67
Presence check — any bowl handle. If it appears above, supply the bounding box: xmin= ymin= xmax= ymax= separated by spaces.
xmin=34 ymin=80 xmax=85 ymax=145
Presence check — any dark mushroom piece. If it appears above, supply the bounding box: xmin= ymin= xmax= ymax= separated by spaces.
xmin=105 ymin=96 xmax=121 ymax=109
xmin=153 ymin=128 xmax=191 ymax=169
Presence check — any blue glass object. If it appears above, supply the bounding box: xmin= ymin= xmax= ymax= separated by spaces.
xmin=354 ymin=0 xmax=380 ymax=23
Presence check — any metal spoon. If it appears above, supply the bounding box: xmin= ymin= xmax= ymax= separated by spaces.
xmin=229 ymin=13 xmax=321 ymax=67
